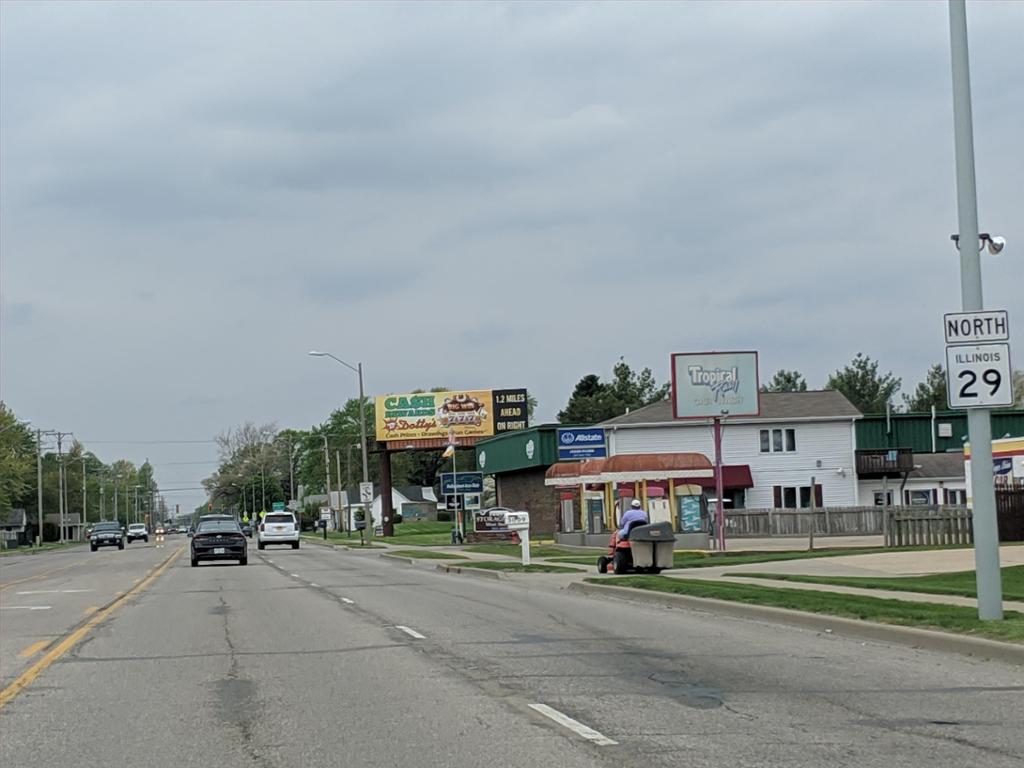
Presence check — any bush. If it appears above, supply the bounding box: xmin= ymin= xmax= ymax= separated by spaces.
xmin=437 ymin=511 xmax=451 ymax=522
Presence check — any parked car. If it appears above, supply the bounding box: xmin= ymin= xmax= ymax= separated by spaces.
xmin=126 ymin=523 xmax=149 ymax=543
xmin=257 ymin=512 xmax=299 ymax=550
xmin=90 ymin=521 xmax=125 ymax=551
xmin=240 ymin=523 xmax=253 ymax=538
xmin=190 ymin=517 xmax=248 ymax=567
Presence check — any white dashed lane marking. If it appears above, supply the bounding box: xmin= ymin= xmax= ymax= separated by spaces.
xmin=395 ymin=625 xmax=425 ymax=640
xmin=528 ymin=703 xmax=618 ymax=746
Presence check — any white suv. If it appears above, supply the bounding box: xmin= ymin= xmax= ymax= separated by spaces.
xmin=257 ymin=512 xmax=299 ymax=550
xmin=126 ymin=523 xmax=149 ymax=543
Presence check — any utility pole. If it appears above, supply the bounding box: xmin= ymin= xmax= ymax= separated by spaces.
xmin=134 ymin=486 xmax=140 ymax=526
xmin=336 ymin=450 xmax=343 ymax=532
xmin=57 ymin=432 xmax=65 ymax=543
xmin=36 ymin=429 xmax=44 ymax=547
xmin=322 ymin=434 xmax=333 ymax=525
xmin=288 ymin=442 xmax=296 ymax=504
xmin=82 ymin=455 xmax=88 ymax=534
xmin=949 ymin=0 xmax=1002 ymax=620
xmin=114 ymin=474 xmax=119 ymax=524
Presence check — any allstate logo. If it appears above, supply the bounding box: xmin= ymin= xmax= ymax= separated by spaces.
xmin=525 ymin=440 xmax=535 ymax=459
xmin=560 ymin=432 xmax=576 ymax=445
xmin=478 ymin=451 xmax=486 ymax=468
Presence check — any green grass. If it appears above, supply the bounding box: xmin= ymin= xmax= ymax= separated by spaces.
xmin=0 ymin=541 xmax=83 ymax=556
xmin=732 ymin=565 xmax=1024 ymax=601
xmin=550 ymin=544 xmax=976 ymax=569
xmin=388 ymin=549 xmax=468 ymax=560
xmin=463 ymin=543 xmax=597 ymax=558
xmin=587 ymin=576 xmax=1024 ymax=644
xmin=384 ymin=521 xmax=459 ymax=546
xmin=458 ymin=561 xmax=583 ymax=574
xmin=301 ymin=533 xmax=386 ymax=548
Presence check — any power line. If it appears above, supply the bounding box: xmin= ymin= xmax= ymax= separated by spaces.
xmin=81 ymin=439 xmax=217 ymax=444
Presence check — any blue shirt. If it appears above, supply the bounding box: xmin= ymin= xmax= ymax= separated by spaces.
xmin=618 ymin=508 xmax=648 ymax=538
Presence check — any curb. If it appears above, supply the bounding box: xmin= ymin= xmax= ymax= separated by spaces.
xmin=436 ymin=563 xmax=505 ymax=580
xmin=568 ymin=582 xmax=1024 ymax=666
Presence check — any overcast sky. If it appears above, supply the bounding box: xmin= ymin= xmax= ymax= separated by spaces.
xmin=1 ymin=1 xmax=1021 ymax=511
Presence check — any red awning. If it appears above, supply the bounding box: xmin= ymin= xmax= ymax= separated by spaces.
xmin=689 ymin=465 xmax=754 ymax=490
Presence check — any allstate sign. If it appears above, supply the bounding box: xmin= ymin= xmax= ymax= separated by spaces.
xmin=671 ymin=351 xmax=760 ymax=419
xmin=557 ymin=427 xmax=607 ymax=460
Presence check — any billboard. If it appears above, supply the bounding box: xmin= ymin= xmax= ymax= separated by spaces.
xmin=375 ymin=389 xmax=528 ymax=442
xmin=671 ymin=351 xmax=760 ymax=419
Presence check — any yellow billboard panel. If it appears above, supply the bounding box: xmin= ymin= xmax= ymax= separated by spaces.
xmin=375 ymin=390 xmax=497 ymax=442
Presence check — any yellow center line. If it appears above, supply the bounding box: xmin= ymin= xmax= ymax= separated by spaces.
xmin=17 ymin=640 xmax=51 ymax=659
xmin=0 ymin=544 xmax=185 ymax=710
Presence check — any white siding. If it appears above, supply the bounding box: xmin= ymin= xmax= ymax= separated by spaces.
xmin=609 ymin=420 xmax=859 ymax=507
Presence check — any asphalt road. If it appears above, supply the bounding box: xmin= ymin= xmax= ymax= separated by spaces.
xmin=1 ymin=538 xmax=1022 ymax=768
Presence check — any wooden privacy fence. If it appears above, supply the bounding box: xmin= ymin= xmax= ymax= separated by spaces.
xmin=995 ymin=478 xmax=1024 ymax=542
xmin=884 ymin=506 xmax=973 ymax=547
xmin=724 ymin=507 xmax=884 ymax=537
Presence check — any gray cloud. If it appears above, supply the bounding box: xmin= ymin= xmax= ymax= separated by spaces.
xmin=2 ymin=1 xmax=1022 ymax=512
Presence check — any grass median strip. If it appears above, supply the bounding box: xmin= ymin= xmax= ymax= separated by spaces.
xmin=731 ymin=565 xmax=1024 ymax=601
xmin=551 ymin=545 xmax=979 ymax=569
xmin=587 ymin=576 xmax=1024 ymax=644
xmin=458 ymin=561 xmax=583 ymax=574
xmin=464 ymin=544 xmax=594 ymax=558
xmin=389 ymin=549 xmax=467 ymax=560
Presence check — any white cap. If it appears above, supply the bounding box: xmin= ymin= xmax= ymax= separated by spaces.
xmin=630 ymin=499 xmax=643 ymax=508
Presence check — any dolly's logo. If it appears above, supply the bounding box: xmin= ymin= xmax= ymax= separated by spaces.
xmin=688 ymin=365 xmax=741 ymax=402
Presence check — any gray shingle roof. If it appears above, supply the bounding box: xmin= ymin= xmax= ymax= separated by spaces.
xmin=602 ymin=390 xmax=861 ymax=426
xmin=0 ymin=509 xmax=26 ymax=528
xmin=909 ymin=452 xmax=966 ymax=479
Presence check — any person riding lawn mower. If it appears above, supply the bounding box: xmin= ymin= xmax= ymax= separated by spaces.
xmin=597 ymin=499 xmax=674 ymax=575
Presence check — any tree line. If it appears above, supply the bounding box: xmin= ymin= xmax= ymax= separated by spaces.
xmin=559 ymin=355 xmax=1024 ymax=422
xmin=0 ymin=402 xmax=162 ymax=542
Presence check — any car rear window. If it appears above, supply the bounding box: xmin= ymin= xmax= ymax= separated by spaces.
xmin=197 ymin=521 xmax=241 ymax=533
xmin=129 ymin=525 xmax=145 ymax=530
xmin=94 ymin=523 xmax=121 ymax=531
xmin=265 ymin=515 xmax=294 ymax=524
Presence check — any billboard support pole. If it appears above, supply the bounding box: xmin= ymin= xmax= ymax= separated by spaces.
xmin=714 ymin=417 xmax=726 ymax=552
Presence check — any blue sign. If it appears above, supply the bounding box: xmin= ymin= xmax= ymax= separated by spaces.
xmin=557 ymin=428 xmax=607 ymax=460
xmin=441 ymin=472 xmax=484 ymax=495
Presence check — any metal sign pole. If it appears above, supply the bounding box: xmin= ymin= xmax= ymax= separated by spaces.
xmin=949 ymin=0 xmax=1002 ymax=619
xmin=713 ymin=417 xmax=725 ymax=552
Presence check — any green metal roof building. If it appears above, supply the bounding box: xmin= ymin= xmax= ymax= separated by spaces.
xmin=856 ymin=410 xmax=1024 ymax=453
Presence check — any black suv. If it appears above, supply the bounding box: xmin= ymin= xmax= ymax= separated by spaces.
xmin=90 ymin=521 xmax=125 ymax=551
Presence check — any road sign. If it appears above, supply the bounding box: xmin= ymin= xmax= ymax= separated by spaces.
xmin=359 ymin=482 xmax=374 ymax=503
xmin=440 ymin=472 xmax=483 ymax=495
xmin=319 ymin=509 xmax=333 ymax=521
xmin=556 ymin=427 xmax=607 ymax=460
xmin=944 ymin=310 xmax=1009 ymax=344
xmin=444 ymin=494 xmax=465 ymax=512
xmin=945 ymin=343 xmax=1014 ymax=408
xmin=272 ymin=501 xmax=285 ymax=511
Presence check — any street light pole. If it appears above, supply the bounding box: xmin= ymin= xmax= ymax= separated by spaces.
xmin=308 ymin=351 xmax=372 ymax=540
xmin=949 ymin=0 xmax=1002 ymax=620
xmin=36 ymin=430 xmax=43 ymax=548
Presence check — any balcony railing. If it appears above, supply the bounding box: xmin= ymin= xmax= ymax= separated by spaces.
xmin=856 ymin=448 xmax=915 ymax=477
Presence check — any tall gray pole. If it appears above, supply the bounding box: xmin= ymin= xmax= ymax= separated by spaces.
xmin=82 ymin=456 xmax=87 ymax=533
xmin=322 ymin=434 xmax=332 ymax=523
xmin=949 ymin=0 xmax=1002 ymax=620
xmin=358 ymin=363 xmax=372 ymax=543
xmin=114 ymin=475 xmax=119 ymax=524
xmin=36 ymin=430 xmax=43 ymax=548
xmin=57 ymin=433 xmax=65 ymax=543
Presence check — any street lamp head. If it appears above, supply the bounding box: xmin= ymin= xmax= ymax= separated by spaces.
xmin=308 ymin=350 xmax=325 ymax=357
xmin=986 ymin=235 xmax=1006 ymax=255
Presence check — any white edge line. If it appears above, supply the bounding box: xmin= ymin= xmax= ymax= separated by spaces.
xmin=289 ymin=573 xmax=300 ymax=577
xmin=395 ymin=625 xmax=426 ymax=640
xmin=341 ymin=597 xmax=354 ymax=604
xmin=309 ymin=583 xmax=321 ymax=588
xmin=528 ymin=703 xmax=618 ymax=746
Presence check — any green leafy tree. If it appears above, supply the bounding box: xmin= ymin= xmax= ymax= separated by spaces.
xmin=558 ymin=359 xmax=669 ymax=424
xmin=826 ymin=353 xmax=901 ymax=414
xmin=903 ymin=364 xmax=948 ymax=412
xmin=1014 ymin=369 xmax=1024 ymax=409
xmin=0 ymin=403 xmax=36 ymax=513
xmin=761 ymin=369 xmax=808 ymax=393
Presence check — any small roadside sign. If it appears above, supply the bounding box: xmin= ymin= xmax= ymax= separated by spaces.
xmin=272 ymin=501 xmax=285 ymax=511
xmin=440 ymin=472 xmax=483 ymax=495
xmin=944 ymin=310 xmax=1009 ymax=344
xmin=557 ymin=427 xmax=607 ymax=460
xmin=946 ymin=343 xmax=1014 ymax=408
xmin=359 ymin=482 xmax=374 ymax=503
